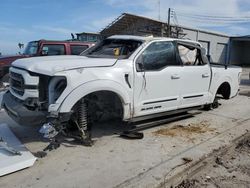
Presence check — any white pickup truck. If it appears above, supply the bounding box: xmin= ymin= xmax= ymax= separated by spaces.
xmin=2 ymin=35 xmax=242 ymax=144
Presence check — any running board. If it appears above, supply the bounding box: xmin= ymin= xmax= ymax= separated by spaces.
xmin=131 ymin=106 xmax=202 ymax=122
xmin=120 ymin=112 xmax=201 ymax=139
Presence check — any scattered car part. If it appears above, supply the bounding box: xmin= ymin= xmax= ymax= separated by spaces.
xmin=0 ymin=123 xmax=36 ymax=176
xmin=39 ymin=122 xmax=59 ymax=139
xmin=43 ymin=139 xmax=61 ymax=152
xmin=39 ymin=122 xmax=62 ymax=151
xmin=119 ymin=131 xmax=144 ymax=139
xmin=0 ymin=137 xmax=21 ymax=156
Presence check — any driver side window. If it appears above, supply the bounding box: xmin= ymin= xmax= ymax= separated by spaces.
xmin=137 ymin=41 xmax=177 ymax=71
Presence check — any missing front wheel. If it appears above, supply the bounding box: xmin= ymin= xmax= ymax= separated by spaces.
xmin=70 ymin=98 xmax=93 ymax=146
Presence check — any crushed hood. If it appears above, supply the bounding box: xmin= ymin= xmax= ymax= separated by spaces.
xmin=12 ymin=55 xmax=117 ymax=75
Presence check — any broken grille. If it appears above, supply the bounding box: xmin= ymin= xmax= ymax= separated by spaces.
xmin=10 ymin=71 xmax=24 ymax=96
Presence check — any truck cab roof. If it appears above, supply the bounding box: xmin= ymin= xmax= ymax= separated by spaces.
xmin=107 ymin=35 xmax=201 ymax=46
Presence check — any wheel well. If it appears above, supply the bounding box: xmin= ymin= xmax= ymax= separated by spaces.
xmin=74 ymin=90 xmax=124 ymax=122
xmin=217 ymin=82 xmax=231 ymax=99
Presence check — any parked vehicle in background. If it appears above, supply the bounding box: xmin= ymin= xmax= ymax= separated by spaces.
xmin=0 ymin=40 xmax=95 ymax=84
xmin=1 ymin=35 xmax=242 ymax=146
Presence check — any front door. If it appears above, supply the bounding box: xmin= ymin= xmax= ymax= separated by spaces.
xmin=133 ymin=41 xmax=182 ymax=118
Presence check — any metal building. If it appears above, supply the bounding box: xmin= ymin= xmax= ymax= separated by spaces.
xmin=76 ymin=32 xmax=102 ymax=42
xmin=100 ymin=13 xmax=249 ymax=66
xmin=230 ymin=36 xmax=250 ymax=65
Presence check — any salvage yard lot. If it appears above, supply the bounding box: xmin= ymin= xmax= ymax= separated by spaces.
xmin=0 ymin=78 xmax=249 ymax=188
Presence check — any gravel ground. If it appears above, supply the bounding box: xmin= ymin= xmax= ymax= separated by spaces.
xmin=174 ymin=133 xmax=250 ymax=188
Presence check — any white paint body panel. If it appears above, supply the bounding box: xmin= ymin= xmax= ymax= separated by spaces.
xmin=179 ymin=64 xmax=211 ymax=108
xmin=9 ymin=36 xmax=242 ymax=121
xmin=133 ymin=66 xmax=182 ymax=117
xmin=0 ymin=123 xmax=36 ymax=176
xmin=12 ymin=55 xmax=117 ymax=76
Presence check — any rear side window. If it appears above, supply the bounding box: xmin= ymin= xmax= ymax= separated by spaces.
xmin=70 ymin=45 xmax=89 ymax=55
xmin=139 ymin=41 xmax=177 ymax=71
xmin=177 ymin=44 xmax=207 ymax=66
xmin=41 ymin=44 xmax=65 ymax=55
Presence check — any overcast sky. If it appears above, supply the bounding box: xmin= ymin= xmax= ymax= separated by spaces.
xmin=0 ymin=0 xmax=249 ymax=54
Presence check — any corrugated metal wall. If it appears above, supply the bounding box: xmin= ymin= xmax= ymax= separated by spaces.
xmin=181 ymin=28 xmax=230 ymax=64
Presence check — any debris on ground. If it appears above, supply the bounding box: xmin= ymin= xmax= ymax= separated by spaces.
xmin=153 ymin=121 xmax=215 ymax=139
xmin=0 ymin=123 xmax=36 ymax=176
xmin=174 ymin=179 xmax=199 ymax=188
xmin=173 ymin=133 xmax=250 ymax=188
xmin=182 ymin=157 xmax=193 ymax=163
xmin=235 ymin=136 xmax=250 ymax=151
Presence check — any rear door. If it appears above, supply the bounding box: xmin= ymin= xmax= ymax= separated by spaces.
xmin=133 ymin=40 xmax=182 ymax=118
xmin=177 ymin=42 xmax=211 ymax=108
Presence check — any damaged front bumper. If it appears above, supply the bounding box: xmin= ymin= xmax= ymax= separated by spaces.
xmin=2 ymin=91 xmax=47 ymax=126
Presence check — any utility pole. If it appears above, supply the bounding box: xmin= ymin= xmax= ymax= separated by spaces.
xmin=158 ymin=0 xmax=161 ymax=21
xmin=167 ymin=8 xmax=171 ymax=37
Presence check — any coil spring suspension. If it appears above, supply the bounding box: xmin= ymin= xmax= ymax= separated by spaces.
xmin=75 ymin=99 xmax=91 ymax=141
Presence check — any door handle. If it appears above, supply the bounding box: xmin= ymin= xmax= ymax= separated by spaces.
xmin=202 ymin=73 xmax=210 ymax=78
xmin=171 ymin=74 xmax=180 ymax=79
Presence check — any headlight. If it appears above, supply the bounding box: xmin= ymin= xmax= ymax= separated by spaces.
xmin=48 ymin=76 xmax=67 ymax=104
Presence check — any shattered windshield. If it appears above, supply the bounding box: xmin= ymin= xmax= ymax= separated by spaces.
xmin=82 ymin=39 xmax=143 ymax=59
xmin=23 ymin=41 xmax=38 ymax=55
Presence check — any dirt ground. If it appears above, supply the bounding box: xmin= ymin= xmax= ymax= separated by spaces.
xmin=173 ymin=133 xmax=250 ymax=188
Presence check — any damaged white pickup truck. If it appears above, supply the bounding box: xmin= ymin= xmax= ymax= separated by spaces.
xmin=2 ymin=35 xmax=242 ymax=145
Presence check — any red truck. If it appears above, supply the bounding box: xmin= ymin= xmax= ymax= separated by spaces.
xmin=0 ymin=40 xmax=94 ymax=83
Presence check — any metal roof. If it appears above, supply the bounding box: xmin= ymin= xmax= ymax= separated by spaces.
xmin=100 ymin=13 xmax=230 ymax=38
xmin=100 ymin=13 xmax=163 ymax=37
xmin=107 ymin=35 xmax=151 ymax=41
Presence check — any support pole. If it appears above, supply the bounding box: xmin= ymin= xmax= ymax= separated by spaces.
xmin=167 ymin=8 xmax=171 ymax=37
